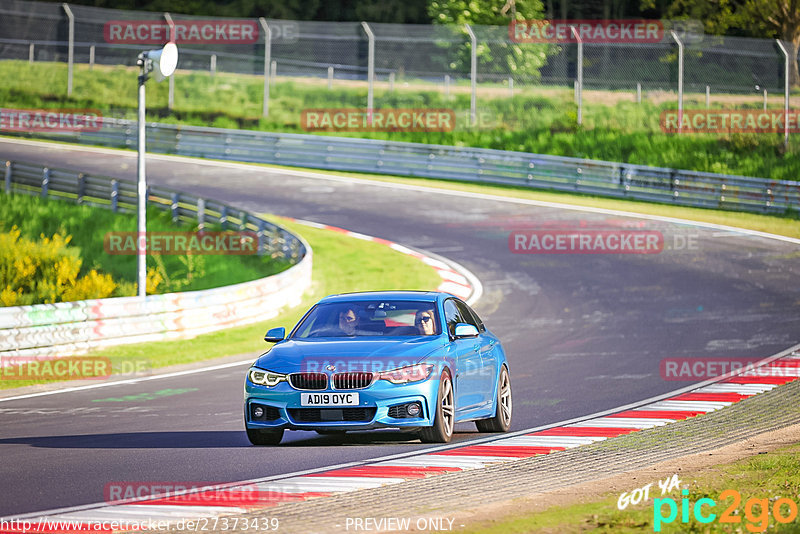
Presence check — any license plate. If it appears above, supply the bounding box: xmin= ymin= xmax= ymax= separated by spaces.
xmin=301 ymin=392 xmax=359 ymax=406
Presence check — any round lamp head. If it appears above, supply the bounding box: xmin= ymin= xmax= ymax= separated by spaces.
xmin=156 ymin=42 xmax=178 ymax=79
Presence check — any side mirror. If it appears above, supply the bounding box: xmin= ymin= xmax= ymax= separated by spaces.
xmin=453 ymin=323 xmax=479 ymax=339
xmin=264 ymin=327 xmax=285 ymax=343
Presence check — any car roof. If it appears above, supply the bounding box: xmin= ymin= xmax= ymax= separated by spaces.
xmin=318 ymin=290 xmax=450 ymax=304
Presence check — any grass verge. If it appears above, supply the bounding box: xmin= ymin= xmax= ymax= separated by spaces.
xmin=0 ymin=192 xmax=288 ymax=297
xmin=458 ymin=441 xmax=800 ymax=533
xmin=0 ymin=217 xmax=443 ymax=390
xmin=2 ymin=60 xmax=799 ymax=179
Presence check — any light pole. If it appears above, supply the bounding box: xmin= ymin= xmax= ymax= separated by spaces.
xmin=136 ymin=42 xmax=178 ymax=297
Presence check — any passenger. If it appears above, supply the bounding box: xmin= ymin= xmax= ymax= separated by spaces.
xmin=415 ymin=309 xmax=436 ymax=335
xmin=338 ymin=307 xmax=360 ymax=336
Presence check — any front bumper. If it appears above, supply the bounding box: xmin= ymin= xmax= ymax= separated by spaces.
xmin=244 ymin=376 xmax=439 ymax=431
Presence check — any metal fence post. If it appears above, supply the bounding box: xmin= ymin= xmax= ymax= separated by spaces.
xmin=464 ymin=23 xmax=477 ymax=127
xmin=257 ymin=219 xmax=266 ymax=256
xmin=444 ymin=74 xmax=450 ymax=98
xmin=361 ymin=22 xmax=375 ymax=122
xmin=636 ymin=82 xmax=641 ymax=104
xmin=259 ymin=18 xmax=271 ymax=117
xmin=671 ymin=30 xmax=684 ymax=133
xmin=705 ymin=85 xmax=710 ymax=108
xmin=776 ymin=39 xmax=790 ymax=147
xmin=508 ymin=77 xmax=513 ymax=97
xmin=389 ymin=72 xmax=395 ymax=92
xmin=170 ymin=192 xmax=179 ymax=222
xmin=89 ymin=44 xmax=95 ymax=70
xmin=220 ymin=206 xmax=228 ymax=229
xmin=239 ymin=211 xmax=248 ymax=231
xmin=327 ymin=66 xmax=333 ymax=89
xmin=77 ymin=172 xmax=85 ymax=203
xmin=210 ymin=54 xmax=216 ymax=76
xmin=763 ymin=89 xmax=768 ymax=110
xmin=570 ymin=26 xmax=583 ymax=126
xmin=110 ymin=179 xmax=119 ymax=212
xmin=197 ymin=198 xmax=205 ymax=231
xmin=29 ymin=43 xmax=35 ymax=63
xmin=5 ymin=161 xmax=11 ymax=194
xmin=62 ymin=4 xmax=74 ymax=96
xmin=41 ymin=168 xmax=50 ymax=198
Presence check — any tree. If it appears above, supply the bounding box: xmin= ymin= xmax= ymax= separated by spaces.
xmin=428 ymin=0 xmax=552 ymax=80
xmin=740 ymin=0 xmax=800 ymax=85
xmin=652 ymin=0 xmax=800 ymax=85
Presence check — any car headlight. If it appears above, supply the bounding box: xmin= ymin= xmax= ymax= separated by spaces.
xmin=378 ymin=363 xmax=434 ymax=384
xmin=249 ymin=368 xmax=287 ymax=387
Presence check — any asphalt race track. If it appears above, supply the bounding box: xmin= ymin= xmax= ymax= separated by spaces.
xmin=1 ymin=139 xmax=799 ymax=517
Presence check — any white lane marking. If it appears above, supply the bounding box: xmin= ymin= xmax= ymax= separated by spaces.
xmin=0 ymin=359 xmax=255 ymax=404
xmin=741 ymin=367 xmax=800 ymax=377
xmin=438 ymin=281 xmax=472 ymax=299
xmin=643 ymin=400 xmax=732 ymax=411
xmin=376 ymin=458 xmax=486 ymax=469
xmin=421 ymin=257 xmax=451 ymax=270
xmin=286 ymin=476 xmax=406 ymax=488
xmin=499 ymin=436 xmax=606 ymax=447
xmin=253 ymin=479 xmax=396 ymax=493
xmin=53 ymin=504 xmax=241 ymax=520
xmin=697 ymin=383 xmax=776 ymax=395
xmin=435 ymin=270 xmax=469 ymax=285
xmin=567 ymin=418 xmax=673 ymax=429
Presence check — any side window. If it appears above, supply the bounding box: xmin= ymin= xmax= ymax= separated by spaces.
xmin=462 ymin=302 xmax=486 ymax=332
xmin=454 ymin=300 xmax=480 ymax=330
xmin=443 ymin=299 xmax=463 ymax=336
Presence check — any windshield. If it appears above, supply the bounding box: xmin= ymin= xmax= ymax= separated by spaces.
xmin=291 ymin=300 xmax=441 ymax=338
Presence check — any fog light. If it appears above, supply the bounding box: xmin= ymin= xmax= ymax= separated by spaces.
xmin=253 ymin=406 xmax=264 ymax=418
xmin=406 ymin=403 xmax=421 ymax=417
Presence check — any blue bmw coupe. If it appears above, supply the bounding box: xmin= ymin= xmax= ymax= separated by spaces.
xmin=244 ymin=291 xmax=512 ymax=445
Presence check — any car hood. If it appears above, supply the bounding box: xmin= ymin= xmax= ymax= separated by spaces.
xmin=253 ymin=337 xmax=446 ymax=374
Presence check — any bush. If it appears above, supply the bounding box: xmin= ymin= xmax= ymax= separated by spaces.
xmin=0 ymin=226 xmax=117 ymax=306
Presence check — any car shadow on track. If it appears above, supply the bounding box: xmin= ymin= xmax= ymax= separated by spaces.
xmin=0 ymin=429 xmax=482 ymax=449
xmin=0 ymin=431 xmax=251 ymax=449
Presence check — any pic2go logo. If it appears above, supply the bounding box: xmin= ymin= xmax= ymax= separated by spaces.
xmin=654 ymin=489 xmax=799 ymax=532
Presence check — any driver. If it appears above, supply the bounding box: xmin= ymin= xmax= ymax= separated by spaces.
xmin=414 ymin=309 xmax=436 ymax=335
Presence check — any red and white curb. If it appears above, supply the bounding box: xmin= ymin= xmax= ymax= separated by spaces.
xmin=282 ymin=218 xmax=480 ymax=305
xmin=6 ymin=347 xmax=799 ymax=533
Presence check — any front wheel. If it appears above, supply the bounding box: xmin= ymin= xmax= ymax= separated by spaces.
xmin=476 ymin=366 xmax=512 ymax=433
xmin=419 ymin=370 xmax=455 ymax=443
xmin=246 ymin=427 xmax=284 ymax=445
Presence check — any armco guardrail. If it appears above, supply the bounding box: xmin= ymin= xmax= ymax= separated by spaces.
xmin=9 ymin=121 xmax=799 ymax=214
xmin=1 ymin=160 xmax=311 ymax=359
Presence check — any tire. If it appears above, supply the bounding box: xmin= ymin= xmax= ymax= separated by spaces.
xmin=419 ymin=370 xmax=455 ymax=443
xmin=476 ymin=366 xmax=512 ymax=433
xmin=246 ymin=427 xmax=284 ymax=445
